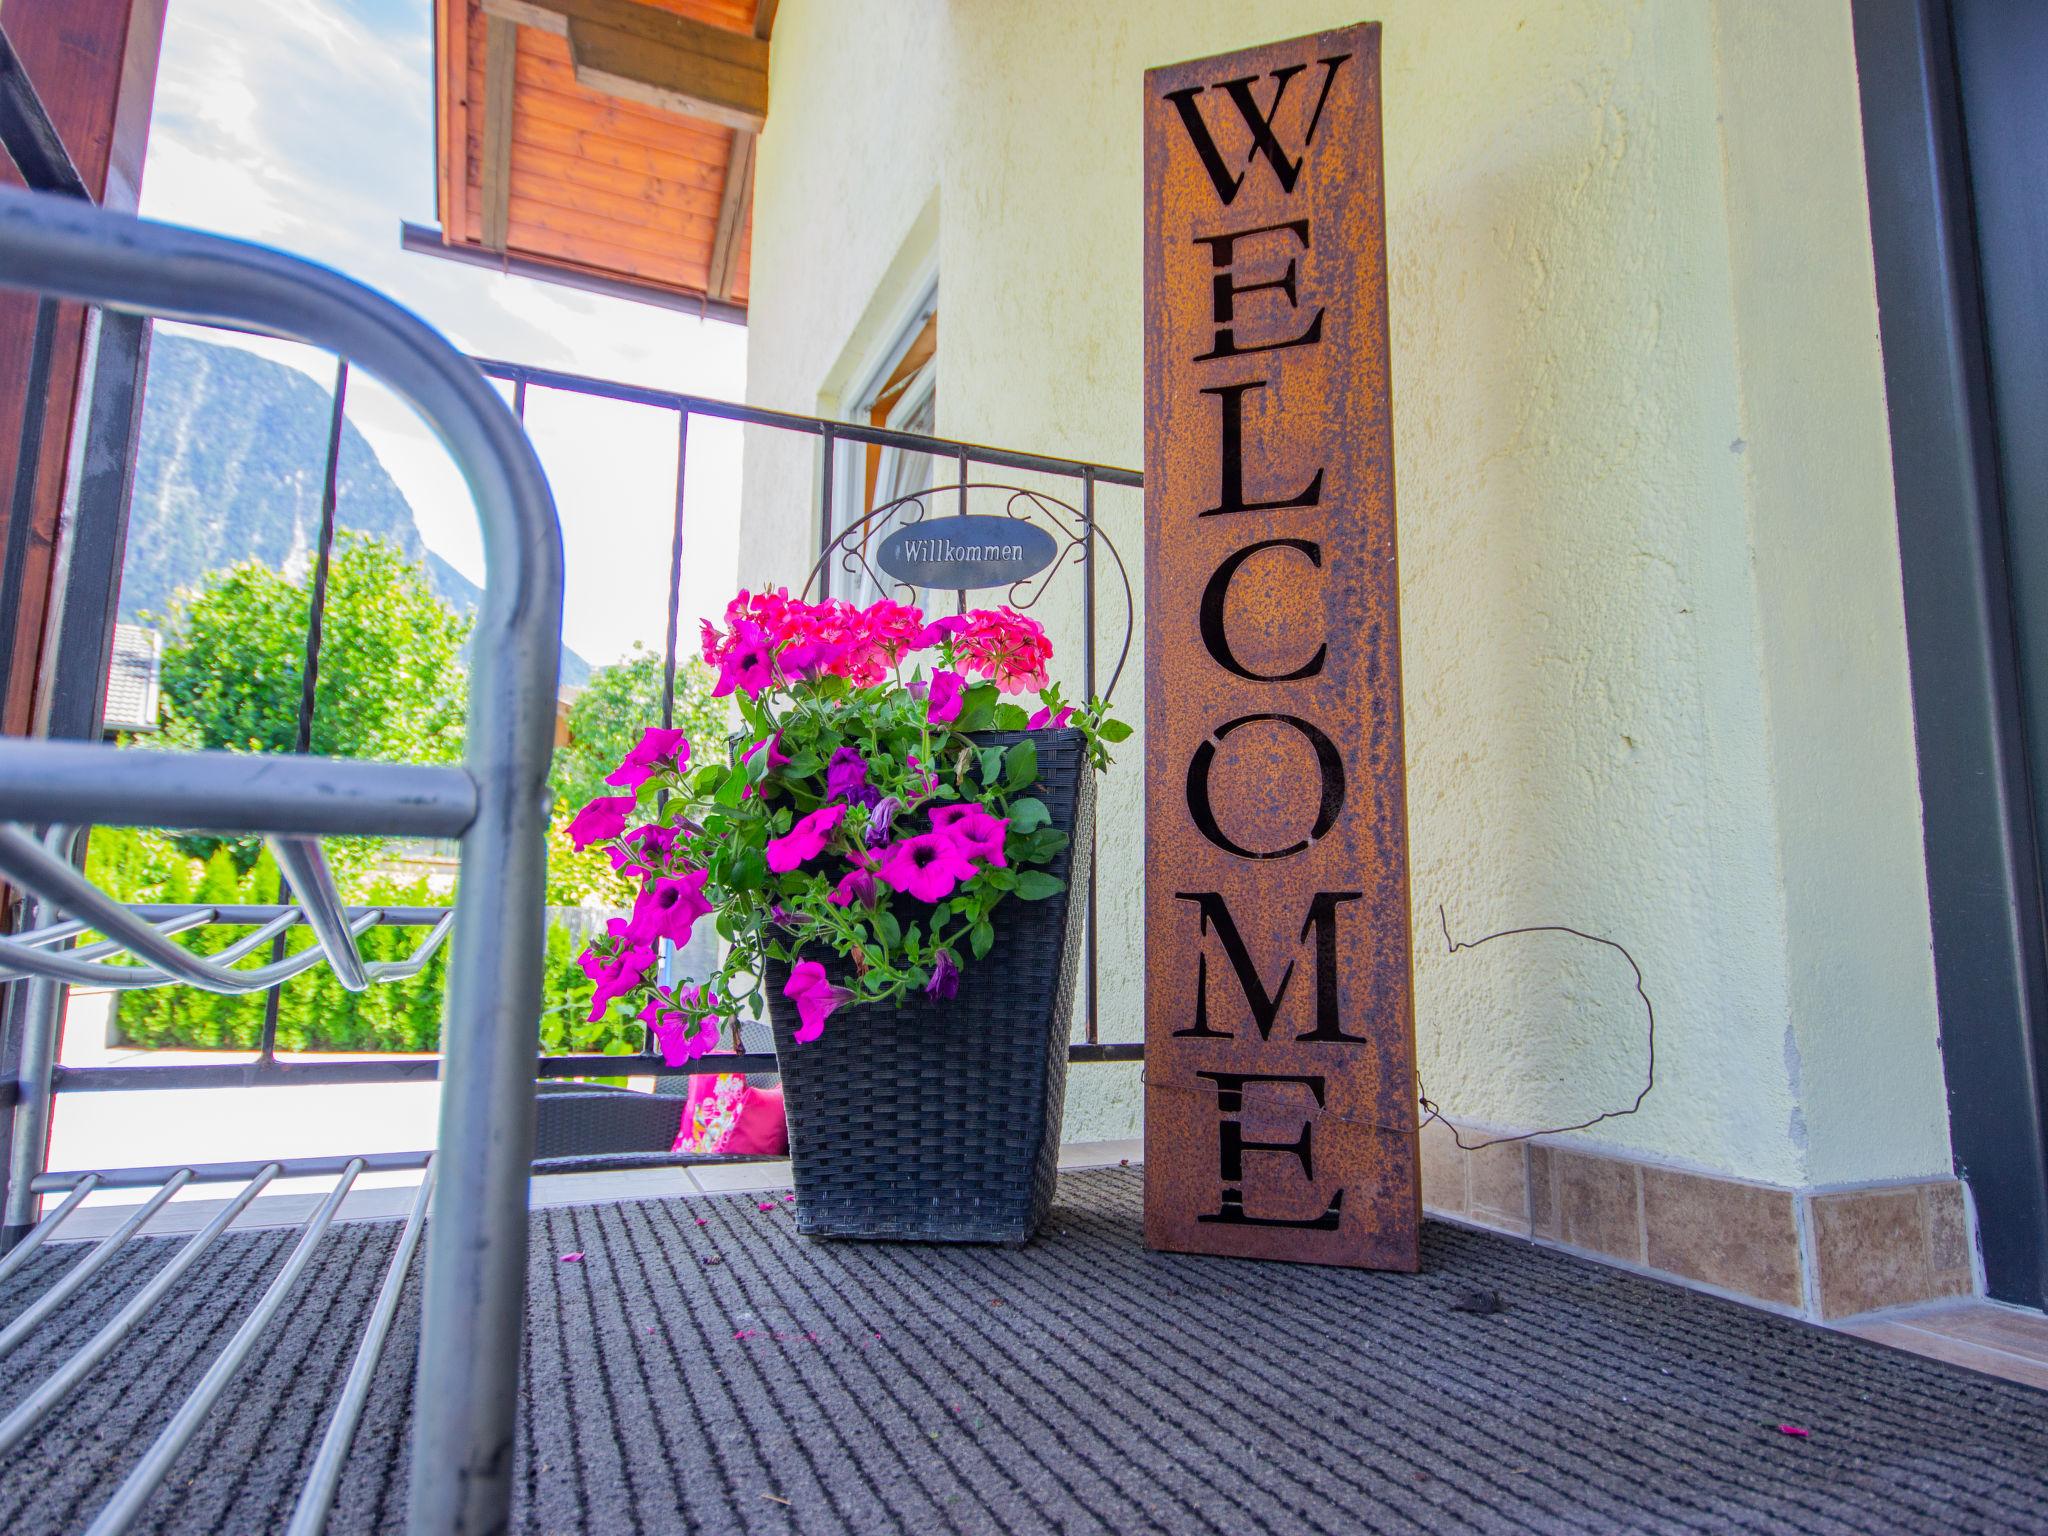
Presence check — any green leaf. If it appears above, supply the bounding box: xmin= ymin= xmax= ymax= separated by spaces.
xmin=1014 ymin=870 xmax=1066 ymax=901
xmin=970 ymin=922 xmax=994 ymax=960
xmin=1022 ymin=827 xmax=1069 ymax=861
xmin=1003 ymin=740 xmax=1039 ymax=791
xmin=979 ymin=746 xmax=1007 ymax=786
xmin=1099 ymin=718 xmax=1133 ymax=743
xmin=993 ymin=703 xmax=1030 ymax=731
xmin=784 ymin=751 xmax=820 ymax=778
xmin=955 ymin=685 xmax=999 ymax=733
xmin=873 ymin=910 xmax=902 ymax=949
xmin=1007 ymin=796 xmax=1051 ymax=833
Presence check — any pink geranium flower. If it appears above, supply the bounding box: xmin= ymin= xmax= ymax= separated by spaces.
xmin=606 ymin=727 xmax=689 ymax=789
xmin=874 ymin=830 xmax=980 ymax=903
xmin=931 ymin=803 xmax=1009 ymax=868
xmin=782 ymin=959 xmax=844 ymax=1042
xmin=926 ymin=669 xmax=966 ymax=725
xmin=567 ymin=794 xmax=635 ymax=850
xmin=713 ymin=619 xmax=775 ymax=699
xmin=952 ymin=608 xmax=1052 ymax=694
xmin=765 ymin=804 xmax=845 ymax=873
xmin=624 ymin=869 xmax=713 ymax=946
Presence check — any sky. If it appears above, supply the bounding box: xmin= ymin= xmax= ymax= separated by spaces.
xmin=136 ymin=0 xmax=750 ymax=670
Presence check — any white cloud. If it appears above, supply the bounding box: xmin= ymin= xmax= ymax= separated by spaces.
xmin=137 ymin=0 xmax=750 ymax=667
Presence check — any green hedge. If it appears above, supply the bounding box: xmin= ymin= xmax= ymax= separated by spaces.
xmin=93 ymin=829 xmax=631 ymax=1055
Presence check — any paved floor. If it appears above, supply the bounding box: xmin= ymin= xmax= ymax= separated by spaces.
xmin=1840 ymin=1298 xmax=2048 ymax=1393
xmin=4 ymin=1167 xmax=2043 ymax=1536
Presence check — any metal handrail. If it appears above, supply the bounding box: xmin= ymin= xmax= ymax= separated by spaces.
xmin=0 ymin=186 xmax=562 ymax=1534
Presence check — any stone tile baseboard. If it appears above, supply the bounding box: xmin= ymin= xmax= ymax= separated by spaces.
xmin=1420 ymin=1119 xmax=1975 ymax=1320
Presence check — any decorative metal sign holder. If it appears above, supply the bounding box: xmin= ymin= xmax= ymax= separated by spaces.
xmin=801 ymin=480 xmax=1135 ymax=705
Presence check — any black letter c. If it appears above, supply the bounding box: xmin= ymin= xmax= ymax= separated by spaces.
xmin=1199 ymin=539 xmax=1328 ymax=682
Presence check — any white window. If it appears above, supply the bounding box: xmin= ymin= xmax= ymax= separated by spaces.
xmin=828 ymin=298 xmax=937 ymax=606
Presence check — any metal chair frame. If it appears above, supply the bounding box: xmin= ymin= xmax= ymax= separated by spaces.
xmin=0 ymin=187 xmax=563 ymax=1536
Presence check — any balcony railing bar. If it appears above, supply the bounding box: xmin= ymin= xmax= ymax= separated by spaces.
xmin=260 ymin=354 xmax=353 ymax=1059
xmin=473 ymin=356 xmax=1145 ymax=487
xmin=49 ymin=1038 xmax=1146 ymax=1095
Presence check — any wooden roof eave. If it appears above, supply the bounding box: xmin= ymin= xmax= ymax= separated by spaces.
xmin=424 ymin=0 xmax=769 ymax=319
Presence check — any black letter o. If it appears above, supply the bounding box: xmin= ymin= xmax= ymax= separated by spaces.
xmin=1186 ymin=713 xmax=1346 ymax=860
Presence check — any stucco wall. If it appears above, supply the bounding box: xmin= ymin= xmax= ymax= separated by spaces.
xmin=740 ymin=0 xmax=1951 ymax=1186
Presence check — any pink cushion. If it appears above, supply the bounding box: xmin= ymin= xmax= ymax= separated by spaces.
xmin=674 ymin=1070 xmax=788 ymax=1157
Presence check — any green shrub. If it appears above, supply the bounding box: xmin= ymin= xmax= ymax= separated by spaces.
xmin=93 ymin=827 xmax=617 ymax=1054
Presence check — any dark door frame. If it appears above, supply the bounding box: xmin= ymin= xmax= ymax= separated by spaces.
xmin=1852 ymin=0 xmax=2048 ymax=1308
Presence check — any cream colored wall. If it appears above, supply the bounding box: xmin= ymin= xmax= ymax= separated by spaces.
xmin=741 ymin=0 xmax=1952 ymax=1186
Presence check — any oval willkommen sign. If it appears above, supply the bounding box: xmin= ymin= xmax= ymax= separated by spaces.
xmin=874 ymin=515 xmax=1058 ymax=591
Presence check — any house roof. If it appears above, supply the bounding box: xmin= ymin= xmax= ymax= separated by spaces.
xmin=427 ymin=0 xmax=774 ymax=321
xmin=102 ymin=622 xmax=161 ymax=734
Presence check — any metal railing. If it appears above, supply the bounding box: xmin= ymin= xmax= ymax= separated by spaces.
xmin=28 ymin=345 xmax=1148 ymax=1108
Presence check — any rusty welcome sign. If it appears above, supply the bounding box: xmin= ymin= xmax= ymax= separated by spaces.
xmin=1142 ymin=23 xmax=1418 ymax=1270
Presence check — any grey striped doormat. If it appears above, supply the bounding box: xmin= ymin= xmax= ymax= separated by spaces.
xmin=1 ymin=1167 xmax=2044 ymax=1534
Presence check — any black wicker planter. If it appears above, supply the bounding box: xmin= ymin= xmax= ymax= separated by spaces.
xmin=766 ymin=727 xmax=1094 ymax=1244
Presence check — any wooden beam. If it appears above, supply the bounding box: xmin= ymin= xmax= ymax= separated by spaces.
xmin=481 ymin=0 xmax=768 ymax=132
xmin=478 ymin=15 xmax=516 ymax=250
xmin=705 ymin=0 xmax=773 ymax=303
xmin=705 ymin=125 xmax=753 ymax=301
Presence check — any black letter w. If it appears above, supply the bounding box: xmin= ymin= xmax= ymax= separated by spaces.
xmin=1162 ymin=54 xmax=1350 ymax=206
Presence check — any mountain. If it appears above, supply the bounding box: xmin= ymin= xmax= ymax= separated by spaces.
xmin=123 ymin=332 xmax=589 ymax=686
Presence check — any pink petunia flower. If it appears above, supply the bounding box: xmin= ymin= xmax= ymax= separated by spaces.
xmin=643 ymin=983 xmax=724 ymax=1067
xmin=606 ymin=727 xmax=689 ymax=789
xmin=713 ymin=619 xmax=775 ymax=699
xmin=1027 ymin=705 xmax=1073 ymax=730
xmin=926 ymin=669 xmax=967 ymax=725
xmin=777 ymin=636 xmax=842 ymax=682
xmin=874 ymin=830 xmax=981 ymax=903
xmin=609 ymin=822 xmax=679 ymax=878
xmin=624 ymin=869 xmax=713 ymax=946
xmin=827 ymin=866 xmax=879 ymax=907
xmin=567 ymin=793 xmax=635 ymax=850
xmin=931 ymin=803 xmax=1009 ymax=868
xmin=765 ymin=804 xmax=846 ymax=874
xmin=739 ymin=732 xmax=790 ymax=771
xmin=782 ymin=959 xmax=845 ymax=1043
xmin=585 ymin=941 xmax=657 ymax=1021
